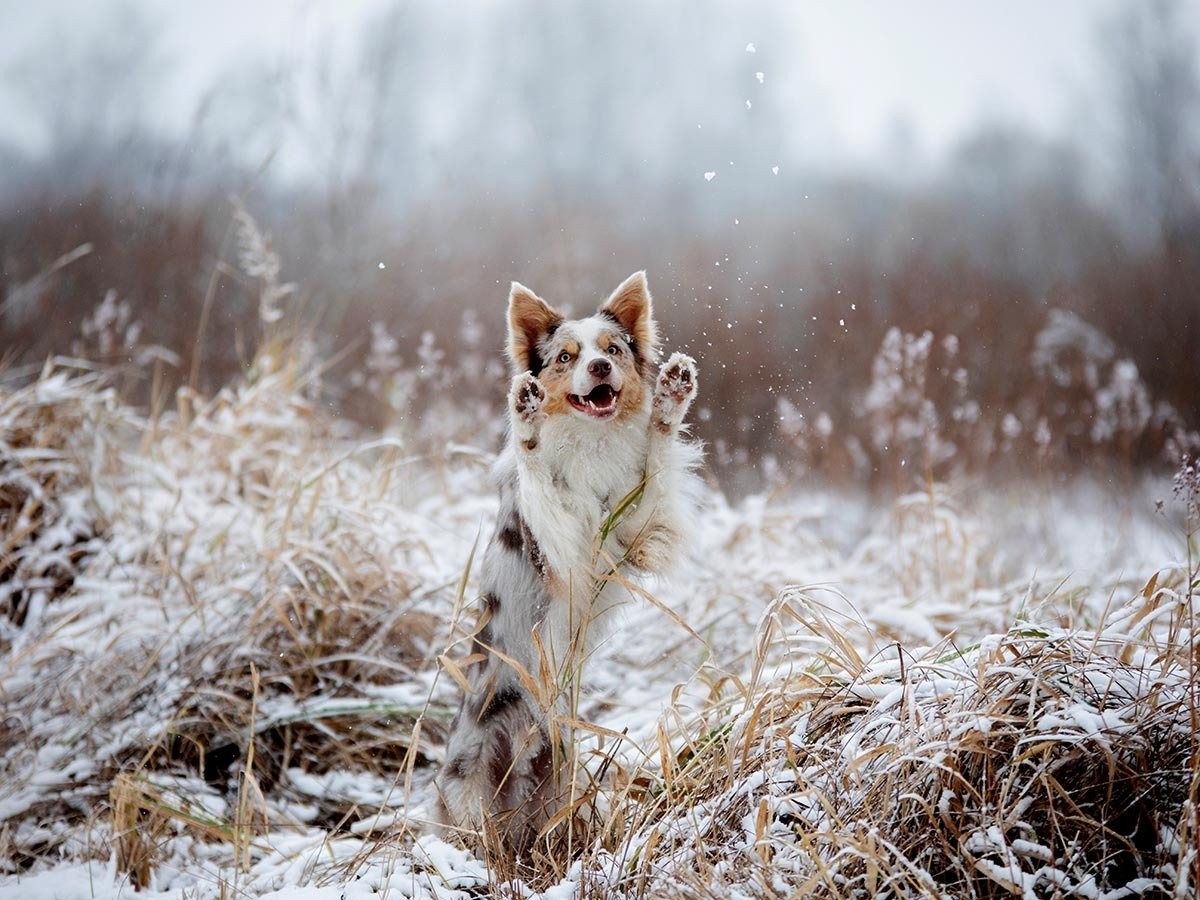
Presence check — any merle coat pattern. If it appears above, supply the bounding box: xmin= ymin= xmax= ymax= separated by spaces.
xmin=435 ymin=271 xmax=700 ymax=849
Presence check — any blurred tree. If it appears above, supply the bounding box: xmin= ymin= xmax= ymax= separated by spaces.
xmin=7 ymin=2 xmax=165 ymax=195
xmin=935 ymin=123 xmax=1116 ymax=287
xmin=1095 ymin=0 xmax=1200 ymax=419
xmin=1101 ymin=0 xmax=1200 ymax=249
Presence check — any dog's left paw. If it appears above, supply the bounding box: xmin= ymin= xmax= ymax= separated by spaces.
xmin=652 ymin=352 xmax=697 ymax=433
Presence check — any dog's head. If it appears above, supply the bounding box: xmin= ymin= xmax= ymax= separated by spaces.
xmin=507 ymin=271 xmax=660 ymax=423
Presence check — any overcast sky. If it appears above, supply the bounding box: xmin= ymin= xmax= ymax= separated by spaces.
xmin=0 ymin=1 xmax=1193 ymax=168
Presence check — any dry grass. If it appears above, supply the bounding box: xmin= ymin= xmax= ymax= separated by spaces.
xmin=0 ymin=334 xmax=1196 ymax=898
xmin=0 ymin=364 xmax=120 ymax=641
xmin=0 ymin=348 xmax=467 ymax=877
xmin=598 ymin=582 xmax=1198 ymax=898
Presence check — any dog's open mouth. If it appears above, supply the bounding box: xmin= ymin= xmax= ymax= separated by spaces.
xmin=568 ymin=384 xmax=620 ymax=418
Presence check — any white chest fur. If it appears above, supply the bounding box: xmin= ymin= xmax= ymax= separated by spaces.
xmin=516 ymin=407 xmax=651 ymax=592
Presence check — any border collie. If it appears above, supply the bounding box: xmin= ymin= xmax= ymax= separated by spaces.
xmin=435 ymin=271 xmax=701 ymax=849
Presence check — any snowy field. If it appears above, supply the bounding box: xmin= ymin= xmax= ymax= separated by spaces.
xmin=1 ymin=354 xmax=1197 ymax=899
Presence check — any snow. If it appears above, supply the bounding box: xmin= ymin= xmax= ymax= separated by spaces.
xmin=1 ymin=862 xmax=139 ymax=900
xmin=0 ymin=364 xmax=1194 ymax=898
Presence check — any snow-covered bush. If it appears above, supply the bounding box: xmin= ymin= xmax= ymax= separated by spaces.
xmin=0 ymin=368 xmax=120 ymax=646
xmin=2 ymin=335 xmax=1194 ymax=897
xmin=2 ymin=263 xmax=1197 ymax=896
xmin=1031 ymin=308 xmax=1167 ymax=466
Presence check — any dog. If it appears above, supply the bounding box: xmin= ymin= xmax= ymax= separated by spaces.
xmin=434 ymin=270 xmax=701 ymax=850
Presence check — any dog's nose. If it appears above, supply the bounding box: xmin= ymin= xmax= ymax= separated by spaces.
xmin=588 ymin=358 xmax=612 ymax=378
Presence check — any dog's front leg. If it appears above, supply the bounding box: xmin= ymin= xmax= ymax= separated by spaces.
xmin=651 ymin=352 xmax=698 ymax=435
xmin=621 ymin=353 xmax=699 ymax=572
xmin=509 ymin=371 xmax=547 ymax=451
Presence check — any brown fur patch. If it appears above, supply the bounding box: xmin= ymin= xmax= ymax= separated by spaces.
xmin=531 ymin=316 xmax=651 ymax=425
xmin=487 ymin=729 xmax=514 ymax=804
xmin=615 ymin=378 xmax=647 ymax=421
xmin=517 ymin=513 xmax=552 ymax=583
xmin=600 ymin=271 xmax=659 ymax=361
xmin=532 ymin=343 xmax=578 ymax=418
xmin=479 ymin=683 xmax=523 ymax=722
xmin=507 ymin=283 xmax=563 ymax=373
xmin=497 ymin=516 xmax=523 ymax=552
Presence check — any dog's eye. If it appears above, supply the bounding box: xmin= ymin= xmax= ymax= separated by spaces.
xmin=606 ymin=344 xmax=621 ymax=355
xmin=557 ymin=351 xmax=572 ymax=364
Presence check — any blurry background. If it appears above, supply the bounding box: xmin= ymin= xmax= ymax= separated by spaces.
xmin=1 ymin=0 xmax=1198 ymax=492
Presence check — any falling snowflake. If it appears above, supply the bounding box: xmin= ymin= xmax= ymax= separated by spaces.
xmin=704 ymin=171 xmax=716 ymax=182
xmin=755 ymin=72 xmax=765 ymax=83
xmin=745 ymin=42 xmax=756 ymax=52
xmin=771 ymin=166 xmax=779 ymax=175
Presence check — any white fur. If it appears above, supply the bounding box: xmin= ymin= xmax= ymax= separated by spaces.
xmin=508 ymin=346 xmax=701 ymax=687
xmin=567 ymin=317 xmax=626 ymax=398
xmin=435 ymin=288 xmax=701 ymax=849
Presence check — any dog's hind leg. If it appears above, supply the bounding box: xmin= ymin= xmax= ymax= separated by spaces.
xmin=436 ymin=674 xmax=557 ymax=850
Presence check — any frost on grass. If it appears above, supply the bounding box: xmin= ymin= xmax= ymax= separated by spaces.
xmin=0 ymin=345 xmax=1197 ymax=898
xmin=234 ymin=203 xmax=295 ymax=327
xmin=0 ymin=355 xmax=470 ymax=887
xmin=0 ymin=367 xmax=119 ymax=644
xmin=608 ymin=609 xmax=1196 ymax=899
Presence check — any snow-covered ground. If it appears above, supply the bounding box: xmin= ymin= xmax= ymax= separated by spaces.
xmin=1 ymin=362 xmax=1196 ymax=899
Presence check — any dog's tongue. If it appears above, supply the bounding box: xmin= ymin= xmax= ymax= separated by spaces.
xmin=586 ymin=384 xmax=616 ymax=406
xmin=571 ymin=383 xmax=618 ymax=416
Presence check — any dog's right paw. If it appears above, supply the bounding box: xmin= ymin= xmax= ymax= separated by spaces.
xmin=510 ymin=372 xmax=546 ymax=448
xmin=511 ymin=371 xmax=546 ymax=421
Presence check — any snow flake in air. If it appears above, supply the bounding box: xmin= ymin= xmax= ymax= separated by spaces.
xmin=704 ymin=171 xmax=716 ymax=182
xmin=756 ymin=72 xmax=765 ymax=84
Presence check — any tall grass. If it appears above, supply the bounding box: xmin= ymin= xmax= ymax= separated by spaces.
xmin=1 ymin=224 xmax=1197 ymax=896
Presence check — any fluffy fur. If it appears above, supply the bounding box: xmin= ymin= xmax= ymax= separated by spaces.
xmin=435 ymin=271 xmax=702 ymax=850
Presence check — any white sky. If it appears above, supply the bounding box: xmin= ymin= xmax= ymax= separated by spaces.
xmin=0 ymin=1 xmax=1193 ymax=166
xmin=792 ymin=1 xmax=1101 ymax=160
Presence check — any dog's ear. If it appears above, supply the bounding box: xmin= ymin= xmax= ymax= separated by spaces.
xmin=600 ymin=271 xmax=659 ymax=361
xmin=508 ymin=282 xmax=563 ymax=373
